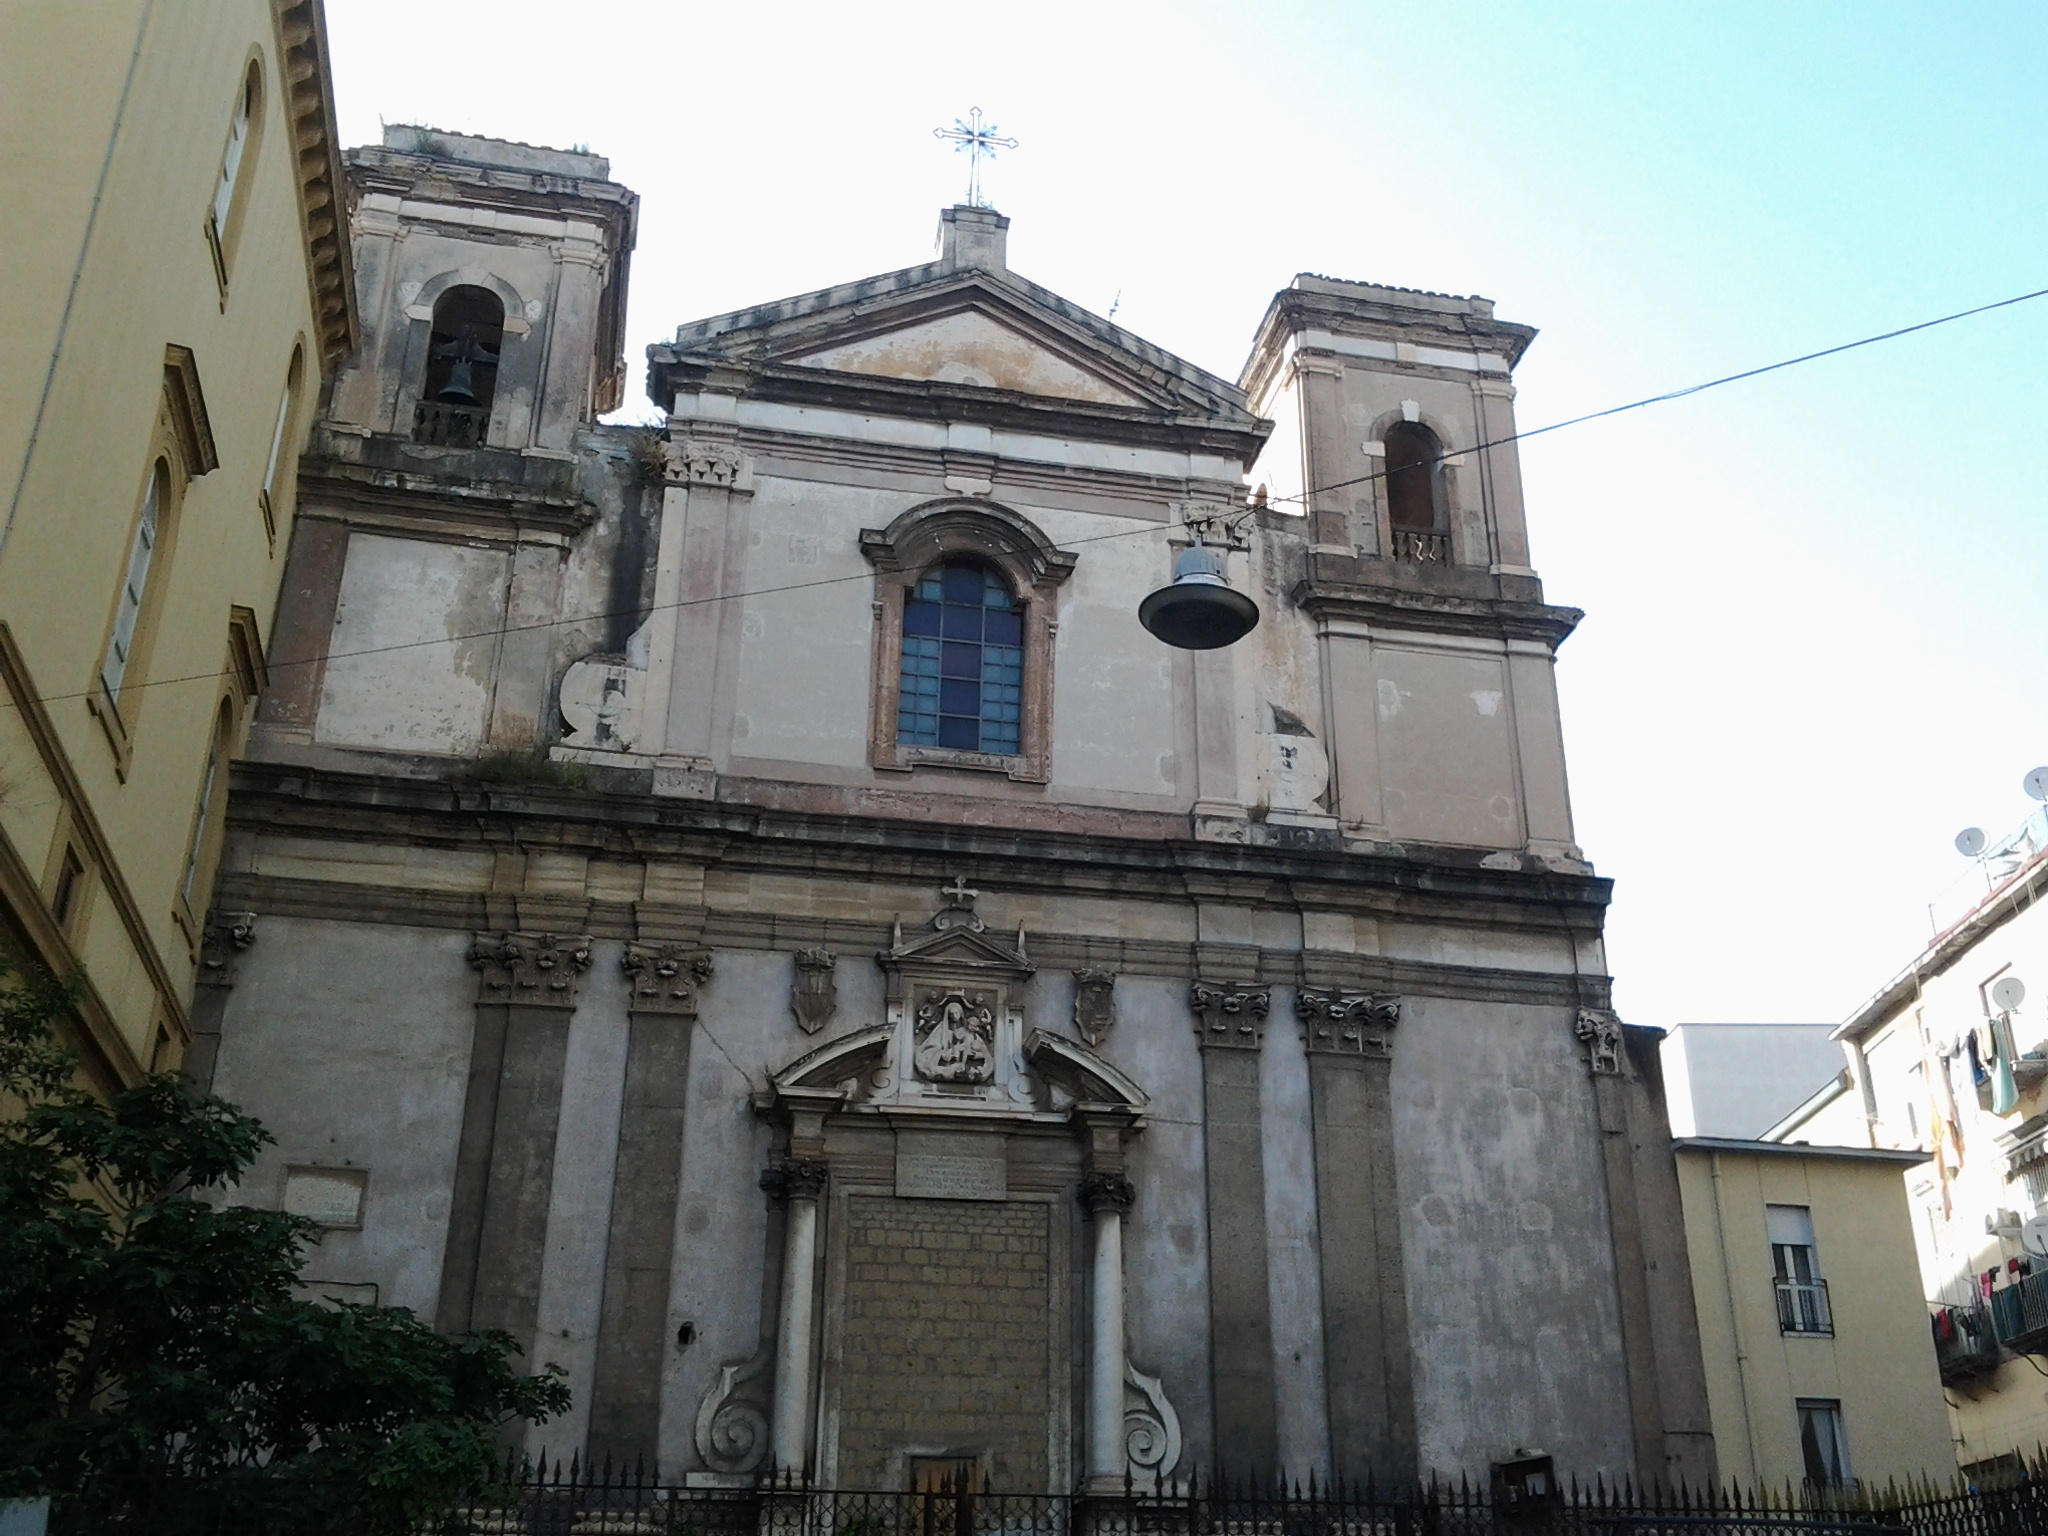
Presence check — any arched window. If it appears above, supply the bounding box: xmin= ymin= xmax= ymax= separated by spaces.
xmin=1383 ymin=421 xmax=1442 ymax=533
xmin=206 ymin=62 xmax=262 ymax=283
xmin=102 ymin=459 xmax=169 ymax=705
xmin=259 ymin=343 xmax=305 ymax=542
xmin=415 ymin=285 xmax=505 ymax=446
xmin=180 ymin=698 xmax=236 ymax=913
xmin=897 ymin=560 xmax=1024 ymax=755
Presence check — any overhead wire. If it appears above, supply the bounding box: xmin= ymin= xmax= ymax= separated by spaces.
xmin=8 ymin=281 xmax=2048 ymax=716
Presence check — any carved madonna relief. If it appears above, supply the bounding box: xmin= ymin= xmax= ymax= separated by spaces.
xmin=912 ymin=987 xmax=997 ymax=1085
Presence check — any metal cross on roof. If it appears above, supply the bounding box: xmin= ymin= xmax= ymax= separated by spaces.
xmin=932 ymin=107 xmax=1018 ymax=209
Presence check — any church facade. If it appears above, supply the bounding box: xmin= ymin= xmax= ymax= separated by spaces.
xmin=202 ymin=126 xmax=1714 ymax=1490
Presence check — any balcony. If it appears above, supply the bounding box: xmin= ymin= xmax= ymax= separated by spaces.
xmin=1775 ymin=1276 xmax=1833 ymax=1336
xmin=1990 ymin=1267 xmax=2048 ymax=1353
xmin=1932 ymin=1302 xmax=2001 ymax=1384
xmin=413 ymin=400 xmax=488 ymax=447
xmin=1390 ymin=529 xmax=1450 ymax=564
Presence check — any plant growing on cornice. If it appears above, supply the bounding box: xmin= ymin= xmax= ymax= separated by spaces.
xmin=0 ymin=962 xmax=567 ymax=1531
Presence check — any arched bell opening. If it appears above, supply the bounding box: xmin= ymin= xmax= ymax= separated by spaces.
xmin=414 ymin=285 xmax=505 ymax=446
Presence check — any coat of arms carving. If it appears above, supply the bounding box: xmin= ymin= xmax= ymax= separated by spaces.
xmin=791 ymin=947 xmax=838 ymax=1035
xmin=913 ymin=987 xmax=997 ymax=1084
xmin=1073 ymin=968 xmax=1116 ymax=1046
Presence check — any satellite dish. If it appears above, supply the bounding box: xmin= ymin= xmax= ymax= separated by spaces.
xmin=2023 ymin=1213 xmax=2048 ymax=1259
xmin=2025 ymin=767 xmax=2048 ymax=802
xmin=1993 ymin=976 xmax=2027 ymax=1013
xmin=1957 ymin=827 xmax=1988 ymax=857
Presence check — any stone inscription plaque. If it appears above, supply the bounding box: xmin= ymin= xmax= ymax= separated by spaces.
xmin=895 ymin=1131 xmax=1007 ymax=1201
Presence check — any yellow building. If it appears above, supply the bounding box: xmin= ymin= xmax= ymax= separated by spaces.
xmin=0 ymin=0 xmax=354 ymax=1092
xmin=1674 ymin=1138 xmax=1954 ymax=1488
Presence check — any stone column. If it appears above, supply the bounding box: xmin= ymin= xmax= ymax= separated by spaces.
xmin=1190 ymin=981 xmax=1279 ymax=1474
xmin=1297 ymin=989 xmax=1416 ymax=1480
xmin=585 ymin=943 xmax=714 ymax=1469
xmin=1575 ymin=1007 xmax=1672 ymax=1481
xmin=1082 ymin=1171 xmax=1135 ymax=1491
xmin=437 ymin=933 xmax=591 ymax=1371
xmin=649 ymin=433 xmax=753 ymax=799
xmin=763 ymin=1157 xmax=829 ymax=1475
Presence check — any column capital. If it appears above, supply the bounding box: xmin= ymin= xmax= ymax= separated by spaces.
xmin=761 ymin=1157 xmax=830 ymax=1205
xmin=1191 ymin=981 xmax=1270 ymax=1050
xmin=622 ymin=942 xmax=713 ymax=1014
xmin=1575 ymin=1007 xmax=1629 ymax=1077
xmin=469 ymin=931 xmax=593 ymax=1006
xmin=1079 ymin=1171 xmax=1136 ymax=1218
xmin=1296 ymin=988 xmax=1401 ymax=1058
xmin=199 ymin=911 xmax=257 ymax=987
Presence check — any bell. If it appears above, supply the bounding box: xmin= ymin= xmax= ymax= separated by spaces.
xmin=1138 ymin=544 xmax=1260 ymax=650
xmin=436 ymin=358 xmax=481 ymax=407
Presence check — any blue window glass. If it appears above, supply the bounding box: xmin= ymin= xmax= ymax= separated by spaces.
xmin=897 ymin=560 xmax=1024 ymax=754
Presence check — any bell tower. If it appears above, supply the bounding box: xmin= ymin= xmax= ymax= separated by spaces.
xmin=1242 ymin=277 xmax=1586 ymax=867
xmin=325 ymin=126 xmax=637 ymax=455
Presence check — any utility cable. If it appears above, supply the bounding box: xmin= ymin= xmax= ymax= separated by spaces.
xmin=7 ymin=281 xmax=2047 ymax=715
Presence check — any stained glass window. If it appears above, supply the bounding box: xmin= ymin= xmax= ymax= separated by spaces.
xmin=897 ymin=561 xmax=1024 ymax=755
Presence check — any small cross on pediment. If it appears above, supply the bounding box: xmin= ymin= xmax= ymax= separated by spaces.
xmin=941 ymin=875 xmax=979 ymax=909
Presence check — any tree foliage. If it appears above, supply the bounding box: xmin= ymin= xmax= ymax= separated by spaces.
xmin=0 ymin=964 xmax=568 ymax=1531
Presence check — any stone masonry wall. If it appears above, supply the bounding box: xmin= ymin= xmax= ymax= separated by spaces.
xmin=837 ymin=1196 xmax=1051 ymax=1488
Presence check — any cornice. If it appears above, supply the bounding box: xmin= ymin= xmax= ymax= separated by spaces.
xmin=223 ymin=761 xmax=1613 ymax=929
xmin=1238 ymin=283 xmax=1537 ymax=401
xmin=1294 ymin=579 xmax=1583 ymax=649
xmin=270 ymin=0 xmax=358 ymax=367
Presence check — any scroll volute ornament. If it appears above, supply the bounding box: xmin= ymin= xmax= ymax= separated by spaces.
xmin=791 ymin=947 xmax=838 ymax=1035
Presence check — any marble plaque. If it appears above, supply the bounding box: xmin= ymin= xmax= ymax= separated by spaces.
xmin=895 ymin=1131 xmax=1007 ymax=1201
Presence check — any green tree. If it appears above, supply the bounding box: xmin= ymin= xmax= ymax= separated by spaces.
xmin=0 ymin=965 xmax=568 ymax=1532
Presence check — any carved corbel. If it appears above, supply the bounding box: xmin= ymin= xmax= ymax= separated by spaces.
xmin=622 ymin=942 xmax=714 ymax=1014
xmin=791 ymin=947 xmax=838 ymax=1035
xmin=1073 ymin=968 xmax=1117 ymax=1046
xmin=1190 ymin=981 xmax=1270 ymax=1050
xmin=1575 ymin=1007 xmax=1628 ymax=1077
xmin=199 ymin=911 xmax=257 ymax=987
xmin=469 ymin=932 xmax=593 ymax=1005
xmin=1296 ymin=988 xmax=1401 ymax=1058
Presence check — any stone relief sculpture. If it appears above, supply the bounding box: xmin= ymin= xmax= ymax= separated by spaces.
xmin=1072 ymin=968 xmax=1116 ymax=1045
xmin=199 ymin=911 xmax=257 ymax=984
xmin=913 ymin=986 xmax=997 ymax=1084
xmin=1124 ymin=1363 xmax=1183 ymax=1489
xmin=692 ymin=1344 xmax=773 ymax=1475
xmin=791 ymin=947 xmax=838 ymax=1034
xmin=1189 ymin=982 xmax=1271 ymax=1049
xmin=1575 ymin=1007 xmax=1627 ymax=1076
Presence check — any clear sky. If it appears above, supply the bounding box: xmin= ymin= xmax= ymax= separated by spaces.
xmin=325 ymin=1 xmax=2048 ymax=1032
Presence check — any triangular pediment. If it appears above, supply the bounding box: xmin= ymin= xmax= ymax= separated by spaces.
xmin=788 ymin=306 xmax=1148 ymax=406
xmin=654 ymin=259 xmax=1266 ymax=441
xmin=884 ymin=920 xmax=1033 ymax=978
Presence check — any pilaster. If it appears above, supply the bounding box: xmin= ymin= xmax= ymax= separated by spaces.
xmin=587 ymin=943 xmax=715 ymax=1468
xmin=1190 ymin=980 xmax=1278 ymax=1473
xmin=1296 ymin=987 xmax=1415 ymax=1479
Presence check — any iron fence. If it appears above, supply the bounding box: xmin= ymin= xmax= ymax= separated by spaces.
xmin=49 ymin=1458 xmax=2048 ymax=1536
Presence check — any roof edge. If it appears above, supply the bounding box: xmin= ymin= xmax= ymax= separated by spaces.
xmin=271 ymin=0 xmax=358 ymax=367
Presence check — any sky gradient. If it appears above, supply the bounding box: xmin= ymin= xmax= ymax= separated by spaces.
xmin=324 ymin=1 xmax=2048 ymax=1032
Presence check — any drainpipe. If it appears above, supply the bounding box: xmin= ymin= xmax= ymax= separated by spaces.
xmin=1709 ymin=1151 xmax=1766 ymax=1482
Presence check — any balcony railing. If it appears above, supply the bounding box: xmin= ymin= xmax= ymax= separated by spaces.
xmin=413 ymin=400 xmax=488 ymax=447
xmin=1932 ymin=1301 xmax=2001 ymax=1383
xmin=1991 ymin=1267 xmax=2048 ymax=1352
xmin=1390 ymin=529 xmax=1450 ymax=564
xmin=1776 ymin=1275 xmax=1834 ymax=1336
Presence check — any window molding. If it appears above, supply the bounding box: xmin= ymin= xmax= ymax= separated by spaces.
xmin=258 ymin=342 xmax=306 ymax=545
xmin=173 ymin=612 xmax=267 ymax=945
xmin=860 ymin=499 xmax=1076 ymax=785
xmin=204 ymin=56 xmax=266 ymax=294
xmin=163 ymin=345 xmax=219 ymax=476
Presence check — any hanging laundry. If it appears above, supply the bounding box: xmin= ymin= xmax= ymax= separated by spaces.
xmin=1992 ymin=1012 xmax=2021 ymax=1116
xmin=1968 ymin=1030 xmax=1990 ymax=1087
